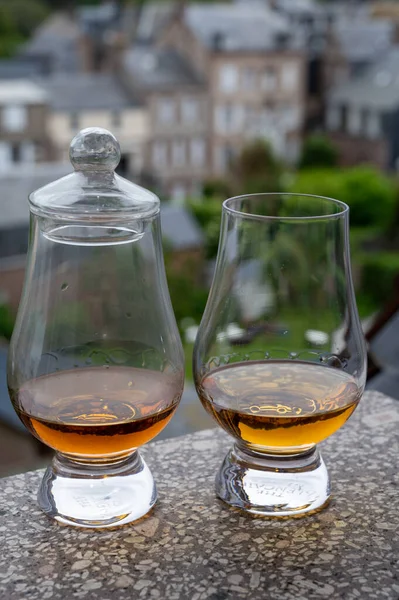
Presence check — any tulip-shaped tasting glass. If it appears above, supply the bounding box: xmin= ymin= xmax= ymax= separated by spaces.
xmin=193 ymin=194 xmax=366 ymax=517
xmin=8 ymin=128 xmax=184 ymax=528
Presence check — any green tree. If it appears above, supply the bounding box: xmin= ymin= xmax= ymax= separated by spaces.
xmin=0 ymin=4 xmax=23 ymax=58
xmin=0 ymin=0 xmax=49 ymax=57
xmin=299 ymin=134 xmax=338 ymax=169
xmin=0 ymin=304 xmax=14 ymax=340
xmin=189 ymin=198 xmax=222 ymax=259
xmin=164 ymin=249 xmax=208 ymax=331
xmin=230 ymin=139 xmax=284 ymax=195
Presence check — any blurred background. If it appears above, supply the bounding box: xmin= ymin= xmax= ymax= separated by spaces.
xmin=0 ymin=0 xmax=398 ymax=476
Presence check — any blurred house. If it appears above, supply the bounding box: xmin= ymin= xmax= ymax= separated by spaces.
xmin=1 ymin=0 xmax=397 ymax=196
xmin=20 ymin=12 xmax=81 ymax=75
xmin=156 ymin=2 xmax=306 ymax=177
xmin=40 ymin=73 xmax=147 ymax=177
xmin=325 ymin=48 xmax=399 ymax=170
xmin=0 ymin=79 xmax=55 ymax=173
xmin=122 ymin=46 xmax=207 ymax=201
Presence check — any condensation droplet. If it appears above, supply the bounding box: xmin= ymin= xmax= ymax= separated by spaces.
xmin=61 ymin=282 xmax=68 ymax=291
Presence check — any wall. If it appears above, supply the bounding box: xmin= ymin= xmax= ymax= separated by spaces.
xmin=329 ymin=132 xmax=389 ymax=170
xmin=48 ymin=108 xmax=149 ymax=162
xmin=209 ymin=51 xmax=306 ymax=175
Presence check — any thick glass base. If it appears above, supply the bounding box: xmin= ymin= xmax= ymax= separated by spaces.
xmin=38 ymin=451 xmax=157 ymax=528
xmin=216 ymin=444 xmax=330 ymax=517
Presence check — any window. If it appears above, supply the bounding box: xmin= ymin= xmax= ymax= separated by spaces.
xmin=190 ymin=138 xmax=206 ymax=167
xmin=11 ymin=143 xmax=21 ymax=163
xmin=112 ymin=110 xmax=121 ymax=129
xmin=214 ymin=104 xmax=244 ymax=134
xmin=281 ymin=63 xmax=299 ymax=92
xmin=326 ymin=105 xmax=340 ymax=131
xmin=214 ymin=144 xmax=234 ymax=172
xmin=279 ymin=104 xmax=301 ymax=130
xmin=152 ymin=141 xmax=168 ymax=169
xmin=219 ymin=64 xmax=239 ymax=93
xmin=2 ymin=105 xmax=27 ymax=132
xmin=242 ymin=67 xmax=257 ymax=91
xmin=347 ymin=108 xmax=361 ymax=135
xmin=215 ymin=104 xmax=232 ymax=134
xmin=367 ymin=111 xmax=380 ymax=139
xmin=0 ymin=142 xmax=11 ymax=173
xmin=70 ymin=113 xmax=79 ymax=130
xmin=341 ymin=105 xmax=348 ymax=131
xmin=172 ymin=141 xmax=186 ymax=167
xmin=181 ymin=97 xmax=199 ymax=123
xmin=157 ymin=98 xmax=175 ymax=124
xmin=261 ymin=68 xmax=277 ymax=92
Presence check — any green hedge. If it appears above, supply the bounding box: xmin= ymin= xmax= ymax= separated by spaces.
xmin=290 ymin=167 xmax=396 ymax=228
xmin=359 ymin=252 xmax=399 ymax=304
xmin=0 ymin=304 xmax=14 ymax=340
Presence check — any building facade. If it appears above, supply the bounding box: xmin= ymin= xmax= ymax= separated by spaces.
xmin=157 ymin=3 xmax=306 ymax=179
xmin=0 ymin=80 xmax=54 ymax=173
xmin=325 ymin=48 xmax=399 ymax=170
xmin=41 ymin=73 xmax=148 ymax=177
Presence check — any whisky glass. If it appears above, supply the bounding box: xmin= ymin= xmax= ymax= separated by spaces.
xmin=193 ymin=194 xmax=366 ymax=516
xmin=7 ymin=128 xmax=184 ymax=528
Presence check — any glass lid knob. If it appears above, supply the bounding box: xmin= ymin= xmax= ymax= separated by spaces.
xmin=69 ymin=127 xmax=121 ymax=172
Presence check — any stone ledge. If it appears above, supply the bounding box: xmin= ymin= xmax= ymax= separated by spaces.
xmin=0 ymin=390 xmax=398 ymax=600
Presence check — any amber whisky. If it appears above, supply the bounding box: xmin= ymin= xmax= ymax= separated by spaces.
xmin=198 ymin=360 xmax=361 ymax=453
xmin=12 ymin=367 xmax=182 ymax=458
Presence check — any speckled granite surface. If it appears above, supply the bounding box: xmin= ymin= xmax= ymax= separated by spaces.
xmin=0 ymin=391 xmax=398 ymax=600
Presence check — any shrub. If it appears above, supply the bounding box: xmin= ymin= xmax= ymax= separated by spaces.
xmin=360 ymin=252 xmax=399 ymax=305
xmin=290 ymin=167 xmax=396 ymax=228
xmin=0 ymin=304 xmax=14 ymax=340
xmin=299 ymin=134 xmax=339 ymax=169
xmin=230 ymin=139 xmax=284 ymax=195
xmin=189 ymin=199 xmax=222 ymax=259
xmin=203 ymin=179 xmax=231 ymax=199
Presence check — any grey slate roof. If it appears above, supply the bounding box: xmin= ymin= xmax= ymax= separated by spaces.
xmin=330 ymin=47 xmax=399 ymax=110
xmin=21 ymin=13 xmax=80 ymax=74
xmin=0 ymin=165 xmax=204 ymax=252
xmin=123 ymin=46 xmax=204 ymax=90
xmin=134 ymin=2 xmax=177 ymax=44
xmin=39 ymin=73 xmax=140 ymax=111
xmin=184 ymin=3 xmax=290 ymax=52
xmin=367 ymin=310 xmax=399 ymax=400
xmin=0 ymin=60 xmax=45 ymax=80
xmin=161 ymin=204 xmax=204 ymax=250
xmin=0 ymin=163 xmax=72 ymax=230
xmin=333 ymin=18 xmax=394 ymax=65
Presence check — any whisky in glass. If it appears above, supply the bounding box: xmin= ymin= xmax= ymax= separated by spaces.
xmin=8 ymin=129 xmax=184 ymax=527
xmin=194 ymin=194 xmax=366 ymax=516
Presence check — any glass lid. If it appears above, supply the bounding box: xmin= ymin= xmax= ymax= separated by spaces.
xmin=29 ymin=127 xmax=160 ymax=222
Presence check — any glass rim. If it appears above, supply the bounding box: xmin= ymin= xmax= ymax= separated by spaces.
xmin=223 ymin=193 xmax=349 ymax=221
